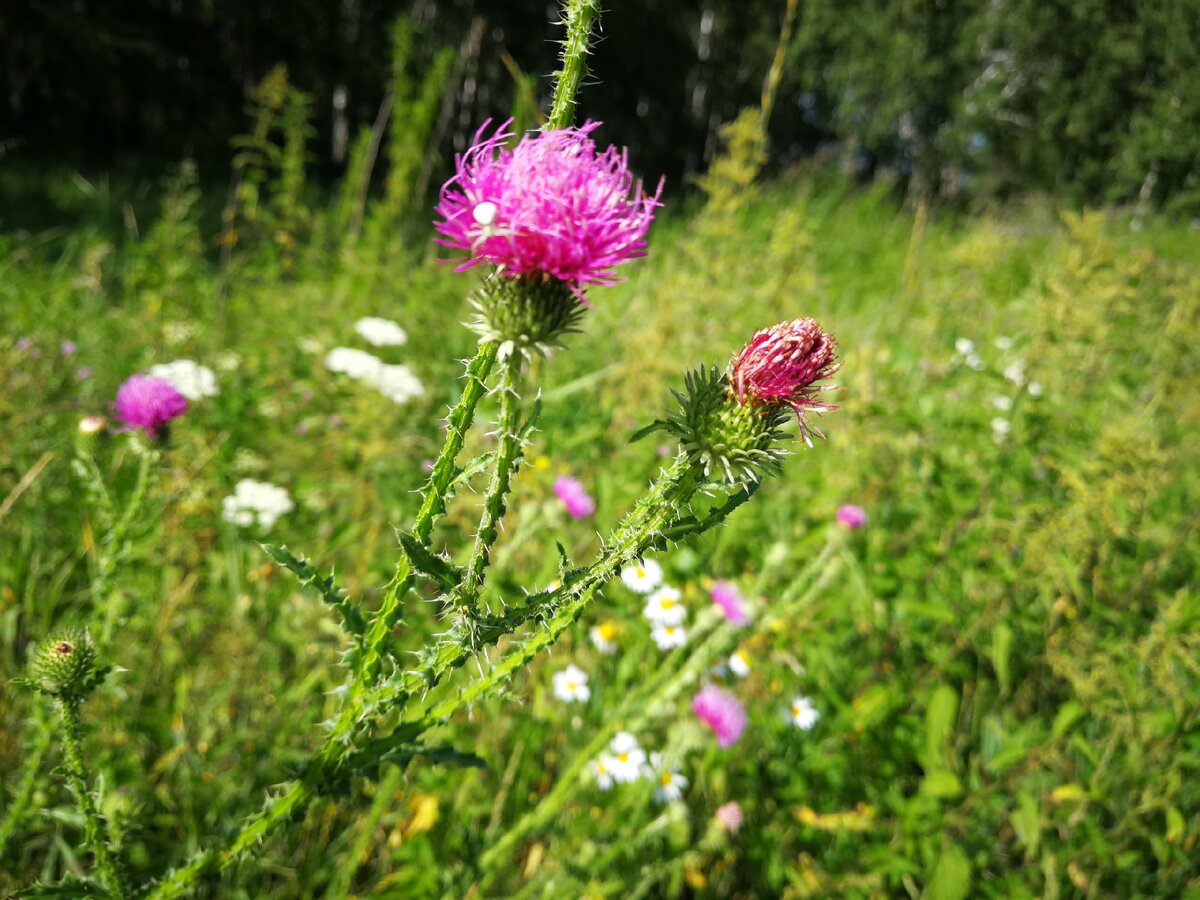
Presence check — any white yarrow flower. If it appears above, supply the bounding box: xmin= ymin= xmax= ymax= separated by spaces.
xmin=991 ymin=416 xmax=1011 ymax=436
xmin=790 ymin=695 xmax=820 ymax=730
xmin=991 ymin=395 xmax=1013 ymax=412
xmin=354 ymin=317 xmax=408 ymax=347
xmin=994 ymin=335 xmax=1013 ymax=351
xmin=1003 ymin=359 xmax=1027 ymax=384
xmin=620 ymin=558 xmax=663 ymax=594
xmin=1027 ymin=381 xmax=1043 ymax=397
xmin=221 ymin=479 xmax=295 ymax=530
xmin=965 ymin=353 xmax=984 ymax=371
xmin=326 ymin=347 xmax=383 ymax=379
xmin=651 ymin=623 xmax=688 ymax=651
xmin=954 ymin=338 xmax=975 ymax=355
xmin=552 ymin=664 xmax=590 ymax=703
xmin=326 ymin=348 xmax=424 ymax=405
xmin=728 ymin=650 xmax=751 ymax=679
xmin=643 ymin=585 xmax=686 ymax=626
xmin=148 ymin=359 xmax=219 ymax=400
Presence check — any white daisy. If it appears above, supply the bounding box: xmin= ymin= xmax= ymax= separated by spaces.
xmin=643 ymin=585 xmax=687 ymax=626
xmin=620 ymin=558 xmax=663 ymax=594
xmin=991 ymin=395 xmax=1013 ymax=412
xmin=147 ymin=359 xmax=219 ymax=400
xmin=354 ymin=316 xmax=408 ymax=347
xmin=651 ymin=623 xmax=688 ymax=651
xmin=608 ymin=732 xmax=647 ymax=783
xmin=221 ymin=479 xmax=295 ymax=529
xmin=649 ymin=752 xmax=688 ymax=804
xmin=551 ymin=664 xmax=590 ymax=703
xmin=589 ymin=754 xmax=617 ymax=790
xmin=728 ymin=650 xmax=751 ymax=679
xmin=589 ymin=622 xmax=618 ymax=655
xmin=790 ymin=695 xmax=820 ymax=730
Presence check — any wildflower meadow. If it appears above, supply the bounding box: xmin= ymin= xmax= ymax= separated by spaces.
xmin=2 ymin=1 xmax=1199 ymax=897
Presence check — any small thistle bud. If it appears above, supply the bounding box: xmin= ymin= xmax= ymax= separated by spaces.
xmin=76 ymin=415 xmax=109 ymax=453
xmin=28 ymin=626 xmax=104 ymax=699
xmin=468 ymin=274 xmax=585 ymax=359
xmin=730 ymin=318 xmax=840 ymax=445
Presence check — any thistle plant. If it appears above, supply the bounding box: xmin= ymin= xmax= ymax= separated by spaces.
xmin=6 ymin=1 xmax=844 ymax=894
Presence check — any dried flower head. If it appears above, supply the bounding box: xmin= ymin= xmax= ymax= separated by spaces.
xmin=434 ymin=120 xmax=662 ymax=290
xmin=112 ymin=375 xmax=188 ymax=440
xmin=731 ymin=318 xmax=840 ymax=444
xmin=692 ymin=685 xmax=748 ymax=748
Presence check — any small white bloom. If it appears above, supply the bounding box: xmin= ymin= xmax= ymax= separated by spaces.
xmin=551 ymin=664 xmax=590 ymax=703
xmin=991 ymin=395 xmax=1013 ymax=412
xmin=298 ymin=337 xmax=324 ymax=355
xmin=651 ymin=623 xmax=688 ymax=651
xmin=589 ymin=754 xmax=617 ymax=790
xmin=965 ymin=353 xmax=984 ymax=371
xmin=790 ymin=695 xmax=820 ymax=730
xmin=221 ymin=479 xmax=295 ymax=530
xmin=648 ymin=753 xmax=688 ymax=804
xmin=1027 ymin=381 xmax=1043 ymax=397
xmin=728 ymin=650 xmax=751 ymax=679
xmin=369 ymin=363 xmax=425 ymax=404
xmin=354 ymin=316 xmax=408 ymax=347
xmin=994 ymin=336 xmax=1013 ymax=351
xmin=215 ymin=350 xmax=241 ymax=372
xmin=325 ymin=347 xmax=383 ymax=379
xmin=1003 ymin=359 xmax=1026 ymax=384
xmin=643 ymin=585 xmax=687 ymax=626
xmin=589 ymin=622 xmax=618 ymax=655
xmin=620 ymin=558 xmax=663 ymax=594
xmin=473 ymin=201 xmax=499 ymax=227
xmin=148 ymin=359 xmax=218 ymax=400
xmin=991 ymin=416 xmax=1011 ymax=436
xmin=954 ymin=338 xmax=975 ymax=355
xmin=608 ymin=732 xmax=647 ymax=783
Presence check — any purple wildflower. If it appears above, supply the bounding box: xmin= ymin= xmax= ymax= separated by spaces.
xmin=434 ymin=120 xmax=662 ymax=290
xmin=16 ymin=338 xmax=31 ymax=351
xmin=61 ymin=341 xmax=77 ymax=356
xmin=76 ymin=366 xmax=93 ymax=381
xmin=553 ymin=475 xmax=596 ymax=519
xmin=692 ymin=685 xmax=747 ymax=748
xmin=837 ymin=504 xmax=868 ymax=529
xmin=710 ymin=580 xmax=750 ymax=626
xmin=714 ymin=801 xmax=743 ymax=833
xmin=112 ymin=375 xmax=187 ymax=439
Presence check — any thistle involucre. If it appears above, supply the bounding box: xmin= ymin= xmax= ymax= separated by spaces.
xmin=434 ymin=120 xmax=662 ymax=291
xmin=28 ymin=626 xmax=102 ymax=699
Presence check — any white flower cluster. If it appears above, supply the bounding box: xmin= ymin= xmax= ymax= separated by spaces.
xmin=148 ymin=359 xmax=219 ymax=400
xmin=221 ymin=479 xmax=295 ymax=529
xmin=354 ymin=317 xmax=408 ymax=347
xmin=587 ymin=733 xmax=686 ymax=803
xmin=325 ymin=347 xmax=425 ymax=405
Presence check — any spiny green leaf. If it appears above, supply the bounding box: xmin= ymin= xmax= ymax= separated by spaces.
xmin=397 ymin=530 xmax=463 ymax=591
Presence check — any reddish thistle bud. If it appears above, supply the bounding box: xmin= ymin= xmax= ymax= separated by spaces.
xmin=730 ymin=318 xmax=840 ymax=445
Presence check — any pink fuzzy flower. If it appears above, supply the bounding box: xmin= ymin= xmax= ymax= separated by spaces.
xmin=434 ymin=120 xmax=662 ymax=290
xmin=553 ymin=475 xmax=596 ymax=519
xmin=731 ymin=318 xmax=840 ymax=444
xmin=837 ymin=504 xmax=868 ymax=529
xmin=710 ymin=580 xmax=750 ymax=626
xmin=112 ymin=375 xmax=187 ymax=439
xmin=692 ymin=685 xmax=747 ymax=748
xmin=714 ymin=801 xmax=743 ymax=833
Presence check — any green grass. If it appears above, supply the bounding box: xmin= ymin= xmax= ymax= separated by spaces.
xmin=1 ymin=159 xmax=1197 ymax=898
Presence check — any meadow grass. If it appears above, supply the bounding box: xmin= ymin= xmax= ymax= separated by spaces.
xmin=1 ymin=150 xmax=1197 ymax=896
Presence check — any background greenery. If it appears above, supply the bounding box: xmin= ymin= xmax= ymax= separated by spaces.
xmin=2 ymin=4 xmax=1199 ymax=897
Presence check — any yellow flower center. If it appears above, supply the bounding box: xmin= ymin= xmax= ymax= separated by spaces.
xmin=661 ymin=598 xmax=677 ymax=609
xmin=661 ymin=773 xmax=673 ymax=786
xmin=617 ymin=752 xmax=630 ymax=763
xmin=598 ymin=623 xmax=617 ymax=641
xmin=635 ymin=566 xmax=646 ymax=578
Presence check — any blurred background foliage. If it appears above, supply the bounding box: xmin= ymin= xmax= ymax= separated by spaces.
xmin=2 ymin=0 xmax=1199 ymax=219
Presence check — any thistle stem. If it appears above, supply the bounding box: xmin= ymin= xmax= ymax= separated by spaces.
xmin=459 ymin=350 xmax=525 ymax=615
xmin=57 ymin=699 xmax=127 ymax=899
xmin=546 ymin=0 xmax=601 ymax=130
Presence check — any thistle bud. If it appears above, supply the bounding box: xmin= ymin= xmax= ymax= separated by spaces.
xmin=468 ymin=274 xmax=585 ymax=359
xmin=76 ymin=415 xmax=109 ymax=453
xmin=28 ymin=626 xmax=104 ymax=699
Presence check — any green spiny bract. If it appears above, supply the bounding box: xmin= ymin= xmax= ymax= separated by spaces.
xmin=642 ymin=365 xmax=790 ymax=484
xmin=468 ymin=274 xmax=585 ymax=359
xmin=27 ymin=626 xmax=107 ymax=700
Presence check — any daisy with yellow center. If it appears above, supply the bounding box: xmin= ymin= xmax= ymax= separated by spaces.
xmin=589 ymin=621 xmax=619 ymax=655
xmin=608 ymin=732 xmax=647 ymax=783
xmin=620 ymin=557 xmax=663 ymax=594
xmin=790 ymin=695 xmax=820 ymax=730
xmin=651 ymin=623 xmax=688 ymax=651
xmin=552 ymin=664 xmax=590 ymax=703
xmin=649 ymin=752 xmax=688 ymax=803
xmin=643 ymin=585 xmax=686 ymax=626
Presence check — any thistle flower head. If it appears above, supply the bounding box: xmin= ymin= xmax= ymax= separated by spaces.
xmin=434 ymin=120 xmax=662 ymax=291
xmin=710 ymin=580 xmax=750 ymax=626
xmin=28 ymin=626 xmax=105 ymax=699
xmin=731 ymin=318 xmax=840 ymax=443
xmin=692 ymin=685 xmax=747 ymax=748
xmin=112 ymin=374 xmax=188 ymax=440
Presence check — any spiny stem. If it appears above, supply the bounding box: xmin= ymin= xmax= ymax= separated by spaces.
xmin=57 ymin=699 xmax=127 ymax=899
xmin=459 ymin=351 xmax=525 ymax=615
xmin=361 ymin=340 xmax=499 ymax=683
xmin=545 ymin=0 xmax=601 ymax=131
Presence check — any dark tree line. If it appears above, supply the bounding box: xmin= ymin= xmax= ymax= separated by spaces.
xmin=3 ymin=0 xmax=1198 ymax=211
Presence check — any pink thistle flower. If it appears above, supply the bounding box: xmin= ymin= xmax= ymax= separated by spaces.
xmin=710 ymin=580 xmax=750 ymax=626
xmin=714 ymin=801 xmax=743 ymax=833
xmin=692 ymin=685 xmax=748 ymax=748
xmin=112 ymin=374 xmax=187 ymax=440
xmin=553 ymin=475 xmax=596 ymax=519
xmin=434 ymin=120 xmax=662 ymax=291
xmin=837 ymin=504 xmax=867 ymax=529
xmin=731 ymin=318 xmax=840 ymax=444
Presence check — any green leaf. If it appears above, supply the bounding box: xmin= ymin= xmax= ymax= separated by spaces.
xmin=923 ymin=684 xmax=959 ymax=772
xmin=991 ymin=622 xmax=1013 ymax=694
xmin=924 ymin=842 xmax=971 ymax=900
xmin=1052 ymin=700 xmax=1086 ymax=738
xmin=1011 ymin=790 xmax=1040 ymax=857
xmin=397 ymin=530 xmax=463 ymax=591
xmin=262 ymin=544 xmax=367 ymax=639
xmin=920 ymin=770 xmax=963 ymax=799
